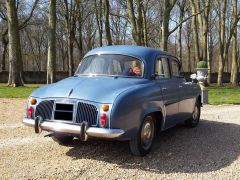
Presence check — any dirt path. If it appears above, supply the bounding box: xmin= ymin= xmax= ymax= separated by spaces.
xmin=0 ymin=98 xmax=240 ymax=179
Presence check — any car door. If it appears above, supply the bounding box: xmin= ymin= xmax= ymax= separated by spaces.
xmin=154 ymin=56 xmax=180 ymax=129
xmin=175 ymin=63 xmax=195 ymax=120
xmin=170 ymin=58 xmax=195 ymax=121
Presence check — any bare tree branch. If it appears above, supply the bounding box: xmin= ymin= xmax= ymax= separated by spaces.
xmin=169 ymin=8 xmax=204 ymax=35
xmin=19 ymin=0 xmax=39 ymax=30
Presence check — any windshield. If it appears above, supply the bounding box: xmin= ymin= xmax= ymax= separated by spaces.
xmin=75 ymin=54 xmax=144 ymax=77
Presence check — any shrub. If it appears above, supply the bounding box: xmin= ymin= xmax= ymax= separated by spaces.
xmin=197 ymin=61 xmax=208 ymax=68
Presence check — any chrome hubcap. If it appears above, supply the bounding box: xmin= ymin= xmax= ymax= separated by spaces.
xmin=141 ymin=117 xmax=154 ymax=150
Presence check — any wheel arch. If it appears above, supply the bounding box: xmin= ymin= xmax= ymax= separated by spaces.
xmin=141 ymin=108 xmax=164 ymax=133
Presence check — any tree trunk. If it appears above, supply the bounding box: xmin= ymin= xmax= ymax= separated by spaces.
xmin=6 ymin=0 xmax=24 ymax=87
xmin=136 ymin=0 xmax=143 ymax=45
xmin=160 ymin=0 xmax=178 ymax=51
xmin=217 ymin=54 xmax=225 ymax=86
xmin=76 ymin=1 xmax=83 ymax=60
xmin=202 ymin=21 xmax=208 ymax=61
xmin=104 ymin=0 xmax=112 ymax=45
xmin=95 ymin=0 xmax=103 ymax=47
xmin=207 ymin=41 xmax=211 ymax=84
xmin=64 ymin=0 xmax=76 ymax=76
xmin=67 ymin=31 xmax=74 ymax=76
xmin=77 ymin=16 xmax=83 ymax=60
xmin=141 ymin=5 xmax=148 ymax=46
xmin=47 ymin=0 xmax=56 ymax=84
xmin=127 ymin=0 xmax=138 ymax=45
xmin=161 ymin=7 xmax=169 ymax=51
xmin=217 ymin=0 xmax=227 ymax=86
xmin=1 ymin=34 xmax=8 ymax=71
xmin=187 ymin=45 xmax=191 ymax=72
xmin=231 ymin=0 xmax=238 ymax=86
xmin=177 ymin=4 xmax=184 ymax=61
xmin=190 ymin=2 xmax=200 ymax=62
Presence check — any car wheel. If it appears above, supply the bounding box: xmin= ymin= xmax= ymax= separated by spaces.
xmin=185 ymin=100 xmax=201 ymax=127
xmin=52 ymin=134 xmax=74 ymax=145
xmin=129 ymin=115 xmax=155 ymax=156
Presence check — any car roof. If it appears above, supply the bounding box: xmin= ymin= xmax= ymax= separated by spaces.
xmin=84 ymin=45 xmax=179 ymax=64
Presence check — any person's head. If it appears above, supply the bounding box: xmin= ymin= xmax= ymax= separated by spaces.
xmin=133 ymin=66 xmax=141 ymax=76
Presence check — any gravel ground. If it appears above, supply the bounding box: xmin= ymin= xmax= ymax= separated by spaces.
xmin=0 ymin=98 xmax=240 ymax=179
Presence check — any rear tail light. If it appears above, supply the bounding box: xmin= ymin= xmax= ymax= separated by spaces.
xmin=100 ymin=113 xmax=107 ymax=127
xmin=28 ymin=106 xmax=34 ymax=118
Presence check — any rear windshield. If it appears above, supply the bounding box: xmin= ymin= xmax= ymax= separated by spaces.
xmin=75 ymin=54 xmax=144 ymax=78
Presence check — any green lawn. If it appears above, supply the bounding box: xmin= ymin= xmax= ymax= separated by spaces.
xmin=0 ymin=84 xmax=240 ymax=105
xmin=0 ymin=84 xmax=42 ymax=98
xmin=208 ymin=84 xmax=240 ymax=105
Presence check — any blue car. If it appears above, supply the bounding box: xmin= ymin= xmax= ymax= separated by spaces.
xmin=23 ymin=45 xmax=201 ymax=156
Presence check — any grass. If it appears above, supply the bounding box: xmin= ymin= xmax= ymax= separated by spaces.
xmin=0 ymin=83 xmax=240 ymax=105
xmin=0 ymin=84 xmax=42 ymax=98
xmin=208 ymin=84 xmax=240 ymax=105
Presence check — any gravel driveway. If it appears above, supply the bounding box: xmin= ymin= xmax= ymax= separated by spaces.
xmin=0 ymin=99 xmax=240 ymax=179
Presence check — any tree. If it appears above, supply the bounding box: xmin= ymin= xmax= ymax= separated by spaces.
xmin=63 ymin=0 xmax=77 ymax=76
xmin=94 ymin=0 xmax=103 ymax=47
xmin=231 ymin=0 xmax=239 ymax=86
xmin=75 ymin=0 xmax=84 ymax=60
xmin=217 ymin=0 xmax=240 ymax=85
xmin=190 ymin=0 xmax=211 ymax=62
xmin=160 ymin=0 xmax=202 ymax=51
xmin=127 ymin=0 xmax=144 ymax=45
xmin=47 ymin=0 xmax=56 ymax=84
xmin=184 ymin=8 xmax=193 ymax=72
xmin=104 ymin=0 xmax=112 ymax=45
xmin=177 ymin=0 xmax=186 ymax=62
xmin=161 ymin=0 xmax=177 ymax=51
xmin=6 ymin=0 xmax=23 ymax=86
xmin=1 ymin=29 xmax=8 ymax=71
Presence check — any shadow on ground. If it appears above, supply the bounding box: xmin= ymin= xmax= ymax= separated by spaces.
xmin=66 ymin=119 xmax=240 ymax=174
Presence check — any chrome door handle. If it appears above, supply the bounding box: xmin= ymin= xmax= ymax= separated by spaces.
xmin=179 ymin=85 xmax=183 ymax=88
xmin=162 ymin=87 xmax=167 ymax=90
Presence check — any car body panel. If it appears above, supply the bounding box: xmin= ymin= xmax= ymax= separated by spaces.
xmin=31 ymin=76 xmax=149 ymax=104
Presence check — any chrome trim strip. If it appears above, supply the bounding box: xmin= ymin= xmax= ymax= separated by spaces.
xmin=23 ymin=118 xmax=124 ymax=139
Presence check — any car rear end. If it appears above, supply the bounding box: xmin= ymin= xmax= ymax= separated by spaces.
xmin=23 ymin=97 xmax=124 ymax=140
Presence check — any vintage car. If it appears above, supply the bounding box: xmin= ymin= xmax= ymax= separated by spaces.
xmin=23 ymin=45 xmax=202 ymax=156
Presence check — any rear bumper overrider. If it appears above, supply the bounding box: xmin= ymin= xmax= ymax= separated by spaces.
xmin=23 ymin=118 xmax=125 ymax=139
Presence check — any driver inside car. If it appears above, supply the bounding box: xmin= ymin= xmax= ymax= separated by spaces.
xmin=122 ymin=66 xmax=142 ymax=76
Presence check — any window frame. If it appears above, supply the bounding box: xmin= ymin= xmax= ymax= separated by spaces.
xmin=169 ymin=58 xmax=182 ymax=78
xmin=154 ymin=56 xmax=171 ymax=80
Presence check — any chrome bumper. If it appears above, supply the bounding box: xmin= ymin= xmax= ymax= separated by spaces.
xmin=23 ymin=118 xmax=125 ymax=139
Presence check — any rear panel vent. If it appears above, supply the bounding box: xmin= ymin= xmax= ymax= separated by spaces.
xmin=76 ymin=102 xmax=98 ymax=126
xmin=35 ymin=100 xmax=54 ymax=120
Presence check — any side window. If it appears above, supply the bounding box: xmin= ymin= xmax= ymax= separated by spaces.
xmin=171 ymin=60 xmax=180 ymax=77
xmin=155 ymin=57 xmax=170 ymax=79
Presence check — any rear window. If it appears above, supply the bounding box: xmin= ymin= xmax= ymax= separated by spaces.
xmin=75 ymin=54 xmax=144 ymax=78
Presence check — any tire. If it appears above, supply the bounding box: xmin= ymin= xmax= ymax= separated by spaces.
xmin=52 ymin=134 xmax=74 ymax=145
xmin=129 ymin=115 xmax=155 ymax=156
xmin=185 ymin=100 xmax=201 ymax=127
